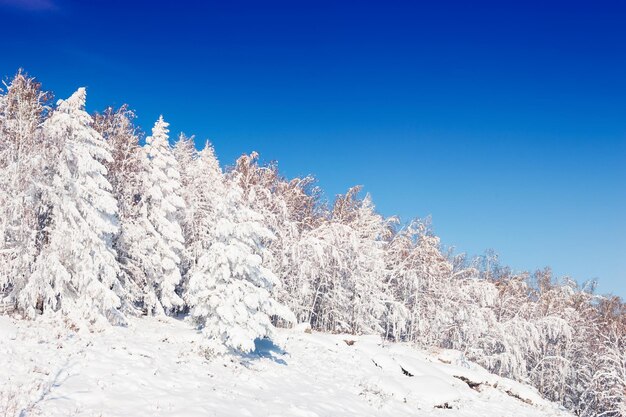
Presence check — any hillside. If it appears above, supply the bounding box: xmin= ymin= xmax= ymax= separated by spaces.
xmin=1 ymin=72 xmax=624 ymax=416
xmin=0 ymin=315 xmax=570 ymax=417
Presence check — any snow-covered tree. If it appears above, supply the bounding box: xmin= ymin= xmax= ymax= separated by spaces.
xmin=232 ymin=152 xmax=323 ymax=325
xmin=294 ymin=187 xmax=392 ymax=334
xmin=467 ymin=272 xmax=536 ymax=379
xmin=186 ymin=148 xmax=294 ymax=355
xmin=173 ymin=133 xmax=198 ymax=280
xmin=333 ymin=189 xmax=393 ymax=334
xmin=93 ymin=105 xmax=145 ymax=311
xmin=175 ymin=138 xmax=224 ymax=287
xmin=0 ymin=71 xmax=51 ymax=304
xmin=385 ymin=219 xmax=465 ymax=345
xmin=592 ymin=298 xmax=626 ymax=417
xmin=137 ymin=116 xmax=186 ymax=314
xmin=295 ymin=220 xmax=355 ymax=332
xmin=18 ymin=88 xmax=124 ymax=323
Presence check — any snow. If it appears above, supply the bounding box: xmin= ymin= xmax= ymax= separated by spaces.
xmin=1 ymin=71 xmax=622 ymax=417
xmin=0 ymin=315 xmax=571 ymax=417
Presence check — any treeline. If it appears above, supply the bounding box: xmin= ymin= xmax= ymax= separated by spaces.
xmin=0 ymin=71 xmax=624 ymax=416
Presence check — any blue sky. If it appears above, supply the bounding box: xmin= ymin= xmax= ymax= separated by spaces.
xmin=1 ymin=0 xmax=624 ymax=296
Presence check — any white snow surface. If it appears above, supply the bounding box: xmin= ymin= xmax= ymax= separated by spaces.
xmin=0 ymin=315 xmax=571 ymax=417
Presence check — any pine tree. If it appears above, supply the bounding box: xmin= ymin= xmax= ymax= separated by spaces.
xmin=19 ymin=88 xmax=124 ymax=323
xmin=139 ymin=116 xmax=186 ymax=314
xmin=186 ymin=148 xmax=294 ymax=355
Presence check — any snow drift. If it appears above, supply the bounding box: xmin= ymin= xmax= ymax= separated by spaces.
xmin=0 ymin=315 xmax=570 ymax=417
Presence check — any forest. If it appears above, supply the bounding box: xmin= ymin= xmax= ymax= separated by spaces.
xmin=0 ymin=71 xmax=624 ymax=417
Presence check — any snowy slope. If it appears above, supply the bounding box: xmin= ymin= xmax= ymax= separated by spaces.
xmin=0 ymin=315 xmax=570 ymax=417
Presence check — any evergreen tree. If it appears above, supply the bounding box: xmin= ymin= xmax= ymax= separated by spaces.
xmin=19 ymin=88 xmax=123 ymax=323
xmin=138 ymin=116 xmax=186 ymax=314
xmin=186 ymin=147 xmax=294 ymax=355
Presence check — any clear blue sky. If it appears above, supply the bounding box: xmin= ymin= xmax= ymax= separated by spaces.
xmin=1 ymin=0 xmax=624 ymax=297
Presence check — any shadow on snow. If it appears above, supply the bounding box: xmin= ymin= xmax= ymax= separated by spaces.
xmin=240 ymin=338 xmax=288 ymax=366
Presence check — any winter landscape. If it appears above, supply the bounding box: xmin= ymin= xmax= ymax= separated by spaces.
xmin=1 ymin=1 xmax=625 ymax=417
xmin=0 ymin=71 xmax=624 ymax=417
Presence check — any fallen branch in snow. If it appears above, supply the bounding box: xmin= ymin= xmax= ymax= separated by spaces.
xmin=454 ymin=375 xmax=482 ymax=391
xmin=451 ymin=374 xmax=534 ymax=406
xmin=506 ymin=389 xmax=534 ymax=405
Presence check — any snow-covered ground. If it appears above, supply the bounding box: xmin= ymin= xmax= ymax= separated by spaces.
xmin=0 ymin=315 xmax=570 ymax=417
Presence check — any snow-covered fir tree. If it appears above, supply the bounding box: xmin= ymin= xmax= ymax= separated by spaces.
xmin=18 ymin=88 xmax=124 ymax=323
xmin=137 ymin=116 xmax=186 ymax=314
xmin=185 ymin=147 xmax=294 ymax=355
